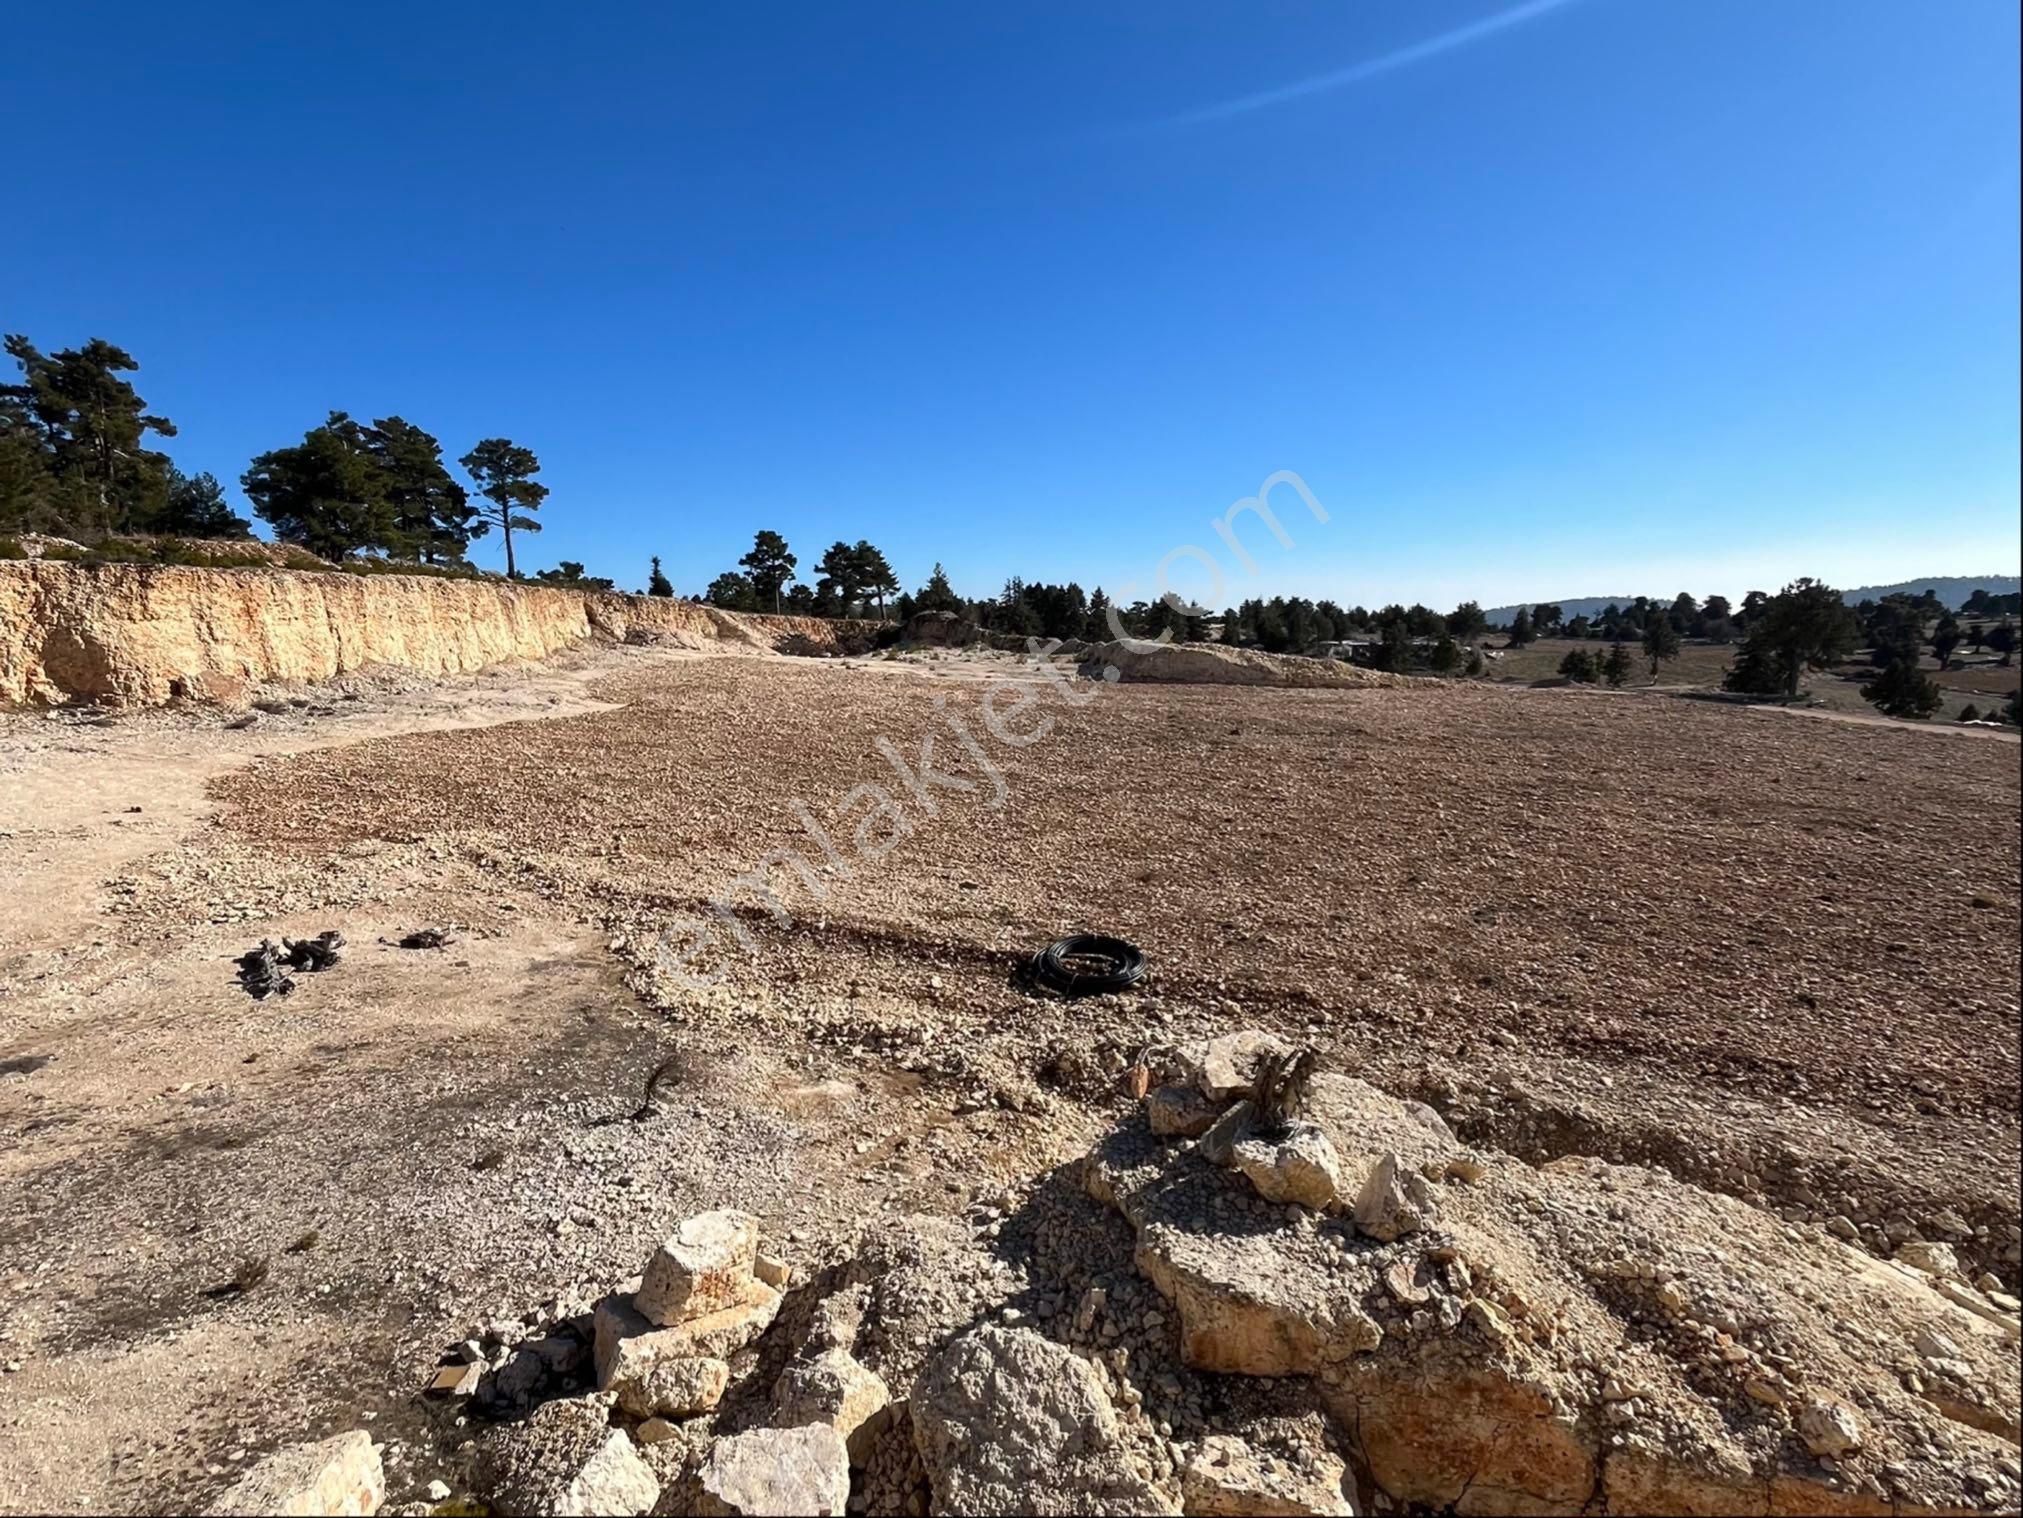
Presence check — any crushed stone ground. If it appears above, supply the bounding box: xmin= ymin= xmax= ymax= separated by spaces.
xmin=0 ymin=645 xmax=2015 ymax=1513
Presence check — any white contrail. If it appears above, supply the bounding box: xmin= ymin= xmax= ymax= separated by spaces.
xmin=1162 ymin=0 xmax=1586 ymax=126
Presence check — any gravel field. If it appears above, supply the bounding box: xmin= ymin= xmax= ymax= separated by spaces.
xmin=1 ymin=645 xmax=2017 ymax=1512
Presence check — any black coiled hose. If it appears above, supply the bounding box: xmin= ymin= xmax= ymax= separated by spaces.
xmin=1028 ymin=934 xmax=1147 ymax=997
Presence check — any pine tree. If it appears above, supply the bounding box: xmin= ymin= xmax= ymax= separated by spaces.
xmin=1507 ymin=607 xmax=1535 ymax=647
xmin=1862 ymin=658 xmax=1943 ymax=719
xmin=738 ymin=530 xmax=796 ymax=611
xmin=152 ymin=468 xmax=251 ymax=538
xmin=366 ymin=416 xmax=471 ymax=561
xmin=1447 ymin=601 xmax=1488 ymax=642
xmin=1083 ymin=586 xmax=1114 ymax=641
xmin=648 ymin=556 xmax=674 ymax=596
xmin=1722 ymin=579 xmax=1860 ymax=696
xmin=705 ymin=571 xmax=756 ymax=610
xmin=459 ymin=438 xmax=547 ymax=578
xmin=1642 ymin=619 xmax=1681 ymax=680
xmin=1931 ymin=615 xmax=1962 ymax=670
xmin=243 ymin=412 xmax=397 ymax=559
xmin=2 ymin=334 xmax=178 ymax=536
xmin=915 ymin=563 xmax=962 ymax=614
xmin=813 ymin=541 xmax=865 ymax=614
xmin=853 ymin=541 xmax=900 ymax=619
xmin=1602 ymin=640 xmax=1634 ymax=688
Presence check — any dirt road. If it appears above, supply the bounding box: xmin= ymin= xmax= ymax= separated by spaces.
xmin=2 ymin=647 xmax=2017 ymax=1512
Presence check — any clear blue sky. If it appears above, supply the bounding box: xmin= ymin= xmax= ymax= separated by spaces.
xmin=5 ymin=0 xmax=2017 ymax=605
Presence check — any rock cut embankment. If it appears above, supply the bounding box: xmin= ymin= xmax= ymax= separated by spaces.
xmin=0 ymin=561 xmax=868 ymax=707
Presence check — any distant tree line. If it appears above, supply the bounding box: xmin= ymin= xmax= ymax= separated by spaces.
xmin=2 ymin=331 xmax=585 ymax=581
xmin=9 ymin=335 xmax=2016 ymax=725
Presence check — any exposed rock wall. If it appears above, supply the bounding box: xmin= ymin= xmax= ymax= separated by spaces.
xmin=0 ymin=561 xmax=869 ymax=707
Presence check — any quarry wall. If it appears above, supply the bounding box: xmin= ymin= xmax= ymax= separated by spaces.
xmin=0 ymin=561 xmax=869 ymax=707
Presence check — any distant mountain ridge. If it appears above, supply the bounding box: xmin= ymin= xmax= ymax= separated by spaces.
xmin=1483 ymin=574 xmax=2020 ymax=626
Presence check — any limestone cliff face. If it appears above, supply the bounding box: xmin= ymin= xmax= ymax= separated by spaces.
xmin=0 ymin=561 xmax=868 ymax=706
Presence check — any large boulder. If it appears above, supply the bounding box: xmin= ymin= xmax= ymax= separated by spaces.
xmin=475 ymin=1396 xmax=659 ymax=1517
xmin=636 ymin=1210 xmax=763 ymax=1326
xmin=910 ymin=1325 xmax=1178 ymax=1515
xmin=594 ymin=1284 xmax=780 ymax=1411
xmin=1351 ymin=1153 xmax=1438 ymax=1242
xmin=609 ymin=1350 xmax=729 ymax=1420
xmin=208 ymin=1431 xmax=383 ymax=1516
xmin=694 ymin=1424 xmax=851 ymax=1517
xmin=774 ymin=1346 xmax=891 ymax=1461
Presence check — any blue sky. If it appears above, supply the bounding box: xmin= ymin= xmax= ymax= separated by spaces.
xmin=4 ymin=0 xmax=2017 ymax=605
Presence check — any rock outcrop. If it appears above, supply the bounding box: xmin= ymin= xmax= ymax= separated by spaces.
xmin=1089 ymin=1035 xmax=2023 ymax=1517
xmin=451 ymin=1047 xmax=2021 ymax=1518
xmin=910 ymin=1325 xmax=1178 ymax=1515
xmin=0 ymin=560 xmax=872 ymax=706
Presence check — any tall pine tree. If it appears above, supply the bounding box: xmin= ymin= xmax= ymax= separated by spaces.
xmin=460 ymin=438 xmax=547 ymax=578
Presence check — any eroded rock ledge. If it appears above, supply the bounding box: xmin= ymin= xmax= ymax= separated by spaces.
xmin=0 ymin=560 xmax=872 ymax=707
xmin=234 ymin=1032 xmax=2020 ymax=1517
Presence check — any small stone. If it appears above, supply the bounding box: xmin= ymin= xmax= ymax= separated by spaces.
xmin=1466 ymin=1298 xmax=1517 ymax=1348
xmin=1443 ymin=1152 xmax=1489 ymax=1184
xmin=636 ymin=1418 xmax=681 ymax=1446
xmin=1354 ymin=1152 xmax=1439 ymax=1242
xmin=1914 ymin=1324 xmax=1964 ymax=1362
xmin=1745 ymin=1377 xmax=1788 ymax=1407
xmin=1895 ymin=1241 xmax=1961 ymax=1278
xmin=1181 ymin=1433 xmax=1354 ymax=1516
xmin=754 ymin=1251 xmax=792 ymax=1290
xmin=1797 ymin=1397 xmax=1865 ymax=1458
xmin=1196 ymin=1031 xmax=1295 ymax=1102
xmin=1230 ymin=1122 xmax=1343 ymax=1210
xmin=1197 ymin=1099 xmax=1257 ymax=1168
xmin=1147 ymin=1084 xmax=1221 ymax=1139
xmin=428 ymin=1363 xmax=483 ymax=1397
xmin=1384 ymin=1259 xmax=1431 ymax=1307
xmin=425 ymin=1479 xmax=452 ymax=1502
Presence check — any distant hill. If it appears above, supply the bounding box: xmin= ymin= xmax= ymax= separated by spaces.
xmin=1484 ymin=575 xmax=2020 ymax=626
xmin=1836 ymin=575 xmax=2020 ymax=607
xmin=1482 ymin=596 xmax=1639 ymax=626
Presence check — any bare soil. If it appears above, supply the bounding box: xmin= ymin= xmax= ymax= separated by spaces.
xmin=1 ymin=644 xmax=2017 ymax=1513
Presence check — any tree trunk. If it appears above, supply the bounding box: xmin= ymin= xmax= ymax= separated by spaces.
xmin=503 ymin=519 xmax=516 ymax=578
